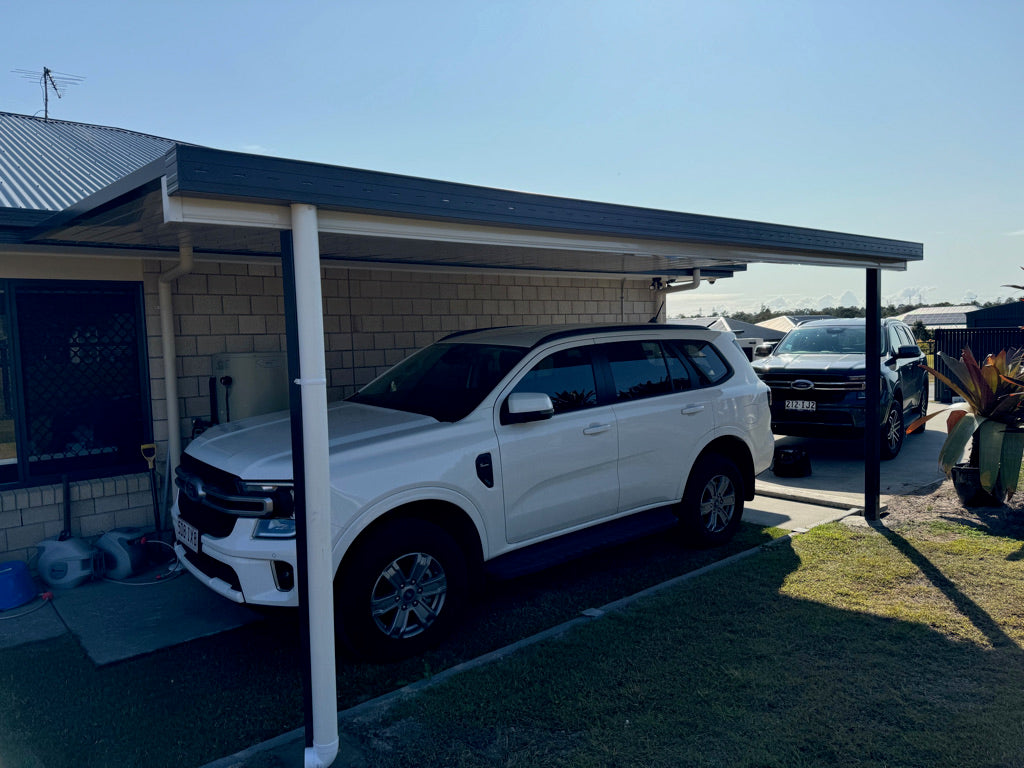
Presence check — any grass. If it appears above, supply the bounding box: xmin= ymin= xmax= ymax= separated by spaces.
xmin=367 ymin=519 xmax=1024 ymax=768
xmin=0 ymin=522 xmax=779 ymax=768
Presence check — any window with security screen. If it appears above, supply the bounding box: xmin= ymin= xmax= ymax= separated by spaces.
xmin=8 ymin=282 xmax=150 ymax=482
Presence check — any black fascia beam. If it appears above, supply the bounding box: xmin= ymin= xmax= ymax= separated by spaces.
xmin=22 ymin=152 xmax=172 ymax=241
xmin=166 ymin=145 xmax=923 ymax=265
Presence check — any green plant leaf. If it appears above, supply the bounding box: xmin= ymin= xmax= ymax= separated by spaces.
xmin=938 ymin=412 xmax=982 ymax=474
xmin=927 ymin=360 xmax=980 ymax=409
xmin=1000 ymin=429 xmax=1024 ymax=498
xmin=978 ymin=419 xmax=1005 ymax=493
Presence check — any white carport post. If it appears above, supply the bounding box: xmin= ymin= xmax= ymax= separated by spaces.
xmin=289 ymin=203 xmax=339 ymax=768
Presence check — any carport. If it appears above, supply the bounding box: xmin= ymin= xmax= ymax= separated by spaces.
xmin=25 ymin=144 xmax=922 ymax=766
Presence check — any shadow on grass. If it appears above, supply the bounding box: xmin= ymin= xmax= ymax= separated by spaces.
xmin=872 ymin=521 xmax=1020 ymax=650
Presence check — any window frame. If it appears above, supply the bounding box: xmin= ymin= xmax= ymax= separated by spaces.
xmin=1 ymin=279 xmax=153 ymax=488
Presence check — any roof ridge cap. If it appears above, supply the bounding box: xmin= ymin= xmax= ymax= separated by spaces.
xmin=0 ymin=110 xmax=185 ymax=146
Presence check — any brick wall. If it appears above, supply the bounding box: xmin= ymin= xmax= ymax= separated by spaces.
xmin=0 ymin=258 xmax=658 ymax=562
xmin=0 ymin=474 xmax=154 ymax=562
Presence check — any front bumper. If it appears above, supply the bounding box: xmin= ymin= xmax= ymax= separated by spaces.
xmin=171 ymin=503 xmax=299 ymax=607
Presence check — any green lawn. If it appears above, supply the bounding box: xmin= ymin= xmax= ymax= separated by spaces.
xmin=369 ymin=520 xmax=1024 ymax=768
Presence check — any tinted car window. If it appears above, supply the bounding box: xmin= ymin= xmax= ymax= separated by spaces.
xmin=604 ymin=341 xmax=672 ymax=402
xmin=664 ymin=343 xmax=693 ymax=391
xmin=670 ymin=340 xmax=731 ymax=386
xmin=349 ymin=342 xmax=526 ymax=422
xmin=512 ymin=346 xmax=598 ymax=414
xmin=888 ymin=325 xmax=903 ymax=355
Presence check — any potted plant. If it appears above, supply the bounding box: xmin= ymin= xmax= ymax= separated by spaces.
xmin=906 ymin=347 xmax=1024 ymax=506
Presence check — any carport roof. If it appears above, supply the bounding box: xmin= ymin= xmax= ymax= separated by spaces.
xmin=18 ymin=143 xmax=923 ymax=281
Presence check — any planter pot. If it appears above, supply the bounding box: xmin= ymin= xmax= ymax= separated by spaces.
xmin=950 ymin=463 xmax=1006 ymax=507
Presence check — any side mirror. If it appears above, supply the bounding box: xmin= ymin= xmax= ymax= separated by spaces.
xmin=754 ymin=344 xmax=774 ymax=357
xmin=896 ymin=345 xmax=923 ymax=360
xmin=503 ymin=392 xmax=555 ymax=425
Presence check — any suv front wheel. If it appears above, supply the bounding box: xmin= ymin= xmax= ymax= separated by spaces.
xmin=335 ymin=518 xmax=468 ymax=661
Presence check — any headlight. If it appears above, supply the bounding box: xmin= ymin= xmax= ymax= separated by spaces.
xmin=253 ymin=518 xmax=296 ymax=539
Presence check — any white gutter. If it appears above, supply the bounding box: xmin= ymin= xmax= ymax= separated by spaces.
xmin=158 ymin=233 xmax=194 ymax=480
xmin=291 ymin=203 xmax=339 ymax=768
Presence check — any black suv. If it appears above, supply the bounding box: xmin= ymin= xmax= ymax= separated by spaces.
xmin=750 ymin=318 xmax=928 ymax=459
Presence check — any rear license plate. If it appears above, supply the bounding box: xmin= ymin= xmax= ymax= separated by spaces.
xmin=785 ymin=399 xmax=816 ymax=412
xmin=176 ymin=517 xmax=200 ymax=554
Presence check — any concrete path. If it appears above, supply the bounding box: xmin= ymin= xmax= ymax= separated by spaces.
xmin=755 ymin=398 xmax=949 ymax=510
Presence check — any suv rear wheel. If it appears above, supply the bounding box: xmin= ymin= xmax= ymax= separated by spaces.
xmin=679 ymin=454 xmax=744 ymax=547
xmin=335 ymin=518 xmax=468 ymax=661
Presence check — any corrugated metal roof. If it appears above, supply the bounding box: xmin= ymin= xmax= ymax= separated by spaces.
xmin=0 ymin=112 xmax=177 ymax=211
xmin=895 ymin=305 xmax=977 ymax=327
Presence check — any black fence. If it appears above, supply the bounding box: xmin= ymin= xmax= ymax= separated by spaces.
xmin=933 ymin=327 xmax=1024 ymax=403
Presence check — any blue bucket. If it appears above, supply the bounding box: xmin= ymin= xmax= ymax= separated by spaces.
xmin=0 ymin=560 xmax=36 ymax=610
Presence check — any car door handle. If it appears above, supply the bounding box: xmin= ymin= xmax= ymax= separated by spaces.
xmin=582 ymin=423 xmax=613 ymax=435
xmin=681 ymin=405 xmax=705 ymax=415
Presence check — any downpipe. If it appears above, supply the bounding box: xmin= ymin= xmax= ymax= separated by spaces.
xmin=661 ymin=269 xmax=702 ymax=294
xmin=158 ymin=234 xmax=194 ymax=483
xmin=291 ymin=203 xmax=340 ymax=768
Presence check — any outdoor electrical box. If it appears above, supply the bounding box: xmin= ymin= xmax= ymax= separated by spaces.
xmin=211 ymin=352 xmax=289 ymax=423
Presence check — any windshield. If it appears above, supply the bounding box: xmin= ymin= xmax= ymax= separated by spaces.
xmin=348 ymin=342 xmax=527 ymax=422
xmin=774 ymin=325 xmax=883 ymax=356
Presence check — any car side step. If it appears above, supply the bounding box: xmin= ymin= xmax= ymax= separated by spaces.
xmin=484 ymin=506 xmax=679 ymax=580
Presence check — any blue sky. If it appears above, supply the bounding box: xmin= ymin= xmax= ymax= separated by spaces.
xmin=5 ymin=0 xmax=1021 ymax=315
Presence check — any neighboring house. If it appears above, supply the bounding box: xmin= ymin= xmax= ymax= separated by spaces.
xmin=756 ymin=315 xmax=834 ymax=335
xmin=673 ymin=316 xmax=785 ymax=342
xmin=964 ymin=302 xmax=1024 ymax=329
xmin=892 ymin=305 xmax=979 ymax=331
xmin=0 ymin=111 xmax=922 ymax=562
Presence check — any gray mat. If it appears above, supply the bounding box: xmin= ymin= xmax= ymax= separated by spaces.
xmin=0 ymin=596 xmax=66 ymax=650
xmin=51 ymin=568 xmax=261 ymax=666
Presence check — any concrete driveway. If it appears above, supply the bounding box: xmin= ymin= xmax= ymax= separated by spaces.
xmin=753 ymin=395 xmax=949 ymax=512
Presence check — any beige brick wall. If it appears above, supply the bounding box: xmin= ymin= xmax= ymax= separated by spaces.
xmin=143 ymin=259 xmax=658 ymax=463
xmin=0 ymin=474 xmax=154 ymax=563
xmin=0 ymin=258 xmax=658 ymax=562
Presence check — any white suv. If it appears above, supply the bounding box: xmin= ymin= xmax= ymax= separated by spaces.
xmin=172 ymin=324 xmax=773 ymax=659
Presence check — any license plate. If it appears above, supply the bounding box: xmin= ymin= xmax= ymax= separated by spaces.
xmin=785 ymin=399 xmax=816 ymax=412
xmin=176 ymin=517 xmax=200 ymax=554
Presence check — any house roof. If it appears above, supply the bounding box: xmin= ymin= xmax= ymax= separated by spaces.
xmin=1 ymin=112 xmax=924 ymax=282
xmin=672 ymin=316 xmax=786 ymax=341
xmin=0 ymin=112 xmax=178 ymax=212
xmin=893 ymin=305 xmax=978 ymax=328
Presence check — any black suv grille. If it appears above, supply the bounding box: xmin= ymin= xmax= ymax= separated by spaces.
xmin=177 ymin=493 xmax=238 ymax=538
xmin=758 ymin=373 xmax=865 ymax=406
xmin=176 ymin=455 xmax=292 ymax=538
xmin=757 ymin=373 xmax=865 ymax=391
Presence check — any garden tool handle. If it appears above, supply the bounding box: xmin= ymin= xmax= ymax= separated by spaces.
xmin=140 ymin=443 xmax=157 ymax=471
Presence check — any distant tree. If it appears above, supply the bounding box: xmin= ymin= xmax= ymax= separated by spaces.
xmin=911 ymin=320 xmax=932 ymax=342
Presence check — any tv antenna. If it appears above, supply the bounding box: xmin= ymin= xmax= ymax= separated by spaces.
xmin=12 ymin=67 xmax=85 ymax=120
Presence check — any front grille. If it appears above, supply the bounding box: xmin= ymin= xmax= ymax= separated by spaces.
xmin=177 ymin=493 xmax=238 ymax=538
xmin=758 ymin=374 xmax=865 ymax=392
xmin=175 ymin=456 xmax=290 ymax=521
